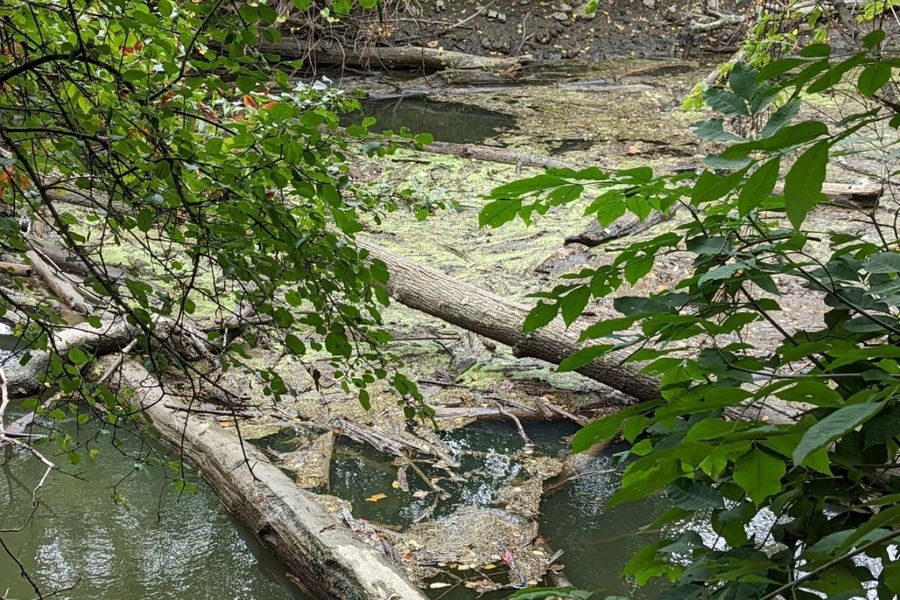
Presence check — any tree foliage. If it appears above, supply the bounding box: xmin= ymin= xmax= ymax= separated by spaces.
xmin=495 ymin=32 xmax=900 ymax=600
xmin=0 ymin=0 xmax=432 ymax=428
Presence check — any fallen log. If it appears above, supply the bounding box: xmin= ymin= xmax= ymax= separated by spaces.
xmin=772 ymin=181 xmax=883 ymax=209
xmin=0 ymin=261 xmax=31 ymax=277
xmin=99 ymin=358 xmax=429 ymax=600
xmin=25 ymin=249 xmax=91 ymax=314
xmin=33 ymin=241 xmax=129 ymax=282
xmin=424 ymin=141 xmax=573 ymax=170
xmin=564 ymin=210 xmax=674 ymax=247
xmin=356 ymin=238 xmax=660 ymax=402
xmin=260 ymin=40 xmax=530 ymax=73
xmin=2 ymin=319 xmax=135 ymax=397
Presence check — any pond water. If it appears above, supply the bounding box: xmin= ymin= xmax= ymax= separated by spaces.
xmin=1 ymin=361 xmax=662 ymax=600
xmin=346 ymin=97 xmax=517 ymax=144
xmin=329 ymin=421 xmax=667 ymax=599
xmin=0 ymin=417 xmax=307 ymax=600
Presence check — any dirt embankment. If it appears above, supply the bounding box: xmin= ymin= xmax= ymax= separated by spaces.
xmin=363 ymin=0 xmax=751 ymax=61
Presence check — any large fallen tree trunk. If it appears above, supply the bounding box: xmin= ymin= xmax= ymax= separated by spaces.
xmin=99 ymin=357 xmax=429 ymax=600
xmin=356 ymin=238 xmax=660 ymax=402
xmin=260 ymin=40 xmax=530 ymax=73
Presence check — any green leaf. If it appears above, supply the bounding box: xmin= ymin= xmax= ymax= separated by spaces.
xmin=728 ymin=63 xmax=758 ymax=102
xmin=704 ymin=88 xmax=749 ymax=116
xmin=324 ymin=332 xmax=352 ymax=358
xmin=560 ymin=286 xmax=590 ymax=326
xmin=624 ymin=257 xmax=654 ymax=284
xmin=667 ymin=478 xmax=725 ymax=510
xmin=522 ymin=301 xmax=558 ymax=333
xmin=761 ymin=98 xmax=800 ymax=137
xmin=490 ymin=174 xmax=568 ymax=197
xmin=738 ymin=157 xmax=780 ymax=216
xmin=800 ymin=43 xmax=831 ymax=57
xmin=285 ymin=333 xmax=306 ymax=356
xmin=862 ymin=29 xmax=886 ymax=49
xmin=721 ymin=121 xmax=828 ymax=159
xmin=690 ymin=118 xmax=744 ymax=142
xmin=884 ymin=554 xmax=900 ymax=594
xmin=590 ymin=191 xmax=627 ymax=227
xmin=864 ymin=252 xmax=900 ymax=274
xmin=479 ymin=198 xmax=522 ymax=228
xmin=858 ymin=62 xmax=892 ymax=97
xmin=67 ymin=347 xmax=91 ymax=366
xmin=733 ymin=448 xmax=785 ymax=505
xmin=692 ymin=168 xmax=747 ymax=204
xmin=793 ymin=402 xmax=884 ymax=465
xmin=236 ymin=74 xmax=256 ymax=94
xmin=358 ymin=389 xmax=371 ymax=410
xmin=571 ymin=400 xmax=662 ymax=452
xmin=558 ymin=345 xmax=607 ymax=372
xmin=784 ymin=141 xmax=828 ymax=229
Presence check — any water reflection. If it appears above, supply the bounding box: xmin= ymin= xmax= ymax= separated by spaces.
xmin=0 ymin=419 xmax=307 ymax=600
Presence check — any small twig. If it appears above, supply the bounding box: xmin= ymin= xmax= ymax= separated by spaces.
xmin=494 ymin=400 xmax=533 ymax=451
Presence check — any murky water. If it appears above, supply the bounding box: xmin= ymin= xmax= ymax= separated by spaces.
xmin=329 ymin=421 xmax=666 ymax=599
xmin=348 ymin=97 xmax=517 ymax=144
xmin=0 ymin=416 xmax=308 ymax=600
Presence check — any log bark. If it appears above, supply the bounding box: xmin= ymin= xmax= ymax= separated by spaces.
xmin=260 ymin=40 xmax=530 ymax=73
xmin=26 ymin=249 xmax=92 ymax=314
xmin=424 ymin=141 xmax=573 ymax=169
xmin=772 ymin=181 xmax=882 ymax=209
xmin=3 ymin=319 xmax=135 ymax=397
xmin=99 ymin=358 xmax=428 ymax=600
xmin=0 ymin=261 xmax=31 ymax=277
xmin=356 ymin=238 xmax=660 ymax=402
xmin=564 ymin=210 xmax=674 ymax=247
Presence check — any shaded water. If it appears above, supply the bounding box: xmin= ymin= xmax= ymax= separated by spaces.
xmin=0 ymin=417 xmax=307 ymax=600
xmin=348 ymin=97 xmax=516 ymax=144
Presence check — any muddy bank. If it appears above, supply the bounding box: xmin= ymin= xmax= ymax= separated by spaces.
xmin=334 ymin=0 xmax=751 ymax=62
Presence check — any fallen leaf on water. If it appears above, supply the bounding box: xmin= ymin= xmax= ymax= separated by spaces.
xmin=365 ymin=493 xmax=387 ymax=503
xmin=483 ymin=563 xmax=496 ymax=570
xmin=391 ymin=480 xmax=401 ymax=490
xmin=429 ymin=582 xmax=451 ymax=589
xmin=412 ymin=490 xmax=429 ymax=499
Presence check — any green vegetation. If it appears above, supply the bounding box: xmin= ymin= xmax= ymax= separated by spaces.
xmin=0 ymin=0 xmax=429 ymax=415
xmin=487 ymin=32 xmax=900 ymax=600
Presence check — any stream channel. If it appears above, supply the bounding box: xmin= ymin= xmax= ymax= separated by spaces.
xmin=1 ymin=85 xmax=670 ymax=598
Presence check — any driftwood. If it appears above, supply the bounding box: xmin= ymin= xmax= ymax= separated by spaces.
xmin=357 ymin=238 xmax=660 ymax=402
xmin=99 ymin=358 xmax=428 ymax=600
xmin=335 ymin=418 xmax=459 ymax=468
xmin=2 ymin=319 xmax=135 ymax=397
xmin=34 ymin=241 xmax=129 ymax=282
xmin=424 ymin=141 xmax=573 ymax=169
xmin=565 ymin=210 xmax=674 ymax=247
xmin=772 ymin=181 xmax=883 ymax=209
xmin=25 ymin=249 xmax=91 ymax=314
xmin=0 ymin=261 xmax=31 ymax=277
xmin=260 ymin=40 xmax=530 ymax=73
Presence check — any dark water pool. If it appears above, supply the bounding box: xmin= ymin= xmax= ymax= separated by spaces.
xmin=346 ymin=97 xmax=517 ymax=144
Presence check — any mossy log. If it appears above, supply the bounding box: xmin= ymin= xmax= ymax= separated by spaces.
xmin=357 ymin=238 xmax=660 ymax=402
